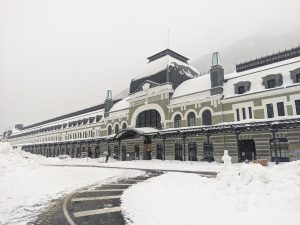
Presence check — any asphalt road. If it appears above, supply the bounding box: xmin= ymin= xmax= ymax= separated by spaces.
xmin=32 ymin=171 xmax=162 ymax=225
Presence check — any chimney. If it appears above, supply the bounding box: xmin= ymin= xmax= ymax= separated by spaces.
xmin=210 ymin=52 xmax=224 ymax=95
xmin=104 ymin=90 xmax=113 ymax=118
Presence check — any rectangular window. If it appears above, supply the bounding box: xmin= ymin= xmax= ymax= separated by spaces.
xmin=267 ymin=79 xmax=276 ymax=89
xmin=242 ymin=108 xmax=246 ymax=120
xmin=238 ymin=86 xmax=245 ymax=94
xmin=236 ymin=108 xmax=240 ymax=121
xmin=277 ymin=102 xmax=285 ymax=116
xmin=248 ymin=107 xmax=253 ymax=119
xmin=295 ymin=100 xmax=300 ymax=115
xmin=267 ymin=104 xmax=274 ymax=118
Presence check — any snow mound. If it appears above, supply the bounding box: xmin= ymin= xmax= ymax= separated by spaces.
xmin=122 ymin=162 xmax=300 ymax=225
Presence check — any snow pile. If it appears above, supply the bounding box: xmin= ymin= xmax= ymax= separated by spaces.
xmin=0 ymin=142 xmax=143 ymax=225
xmin=122 ymin=161 xmax=300 ymax=225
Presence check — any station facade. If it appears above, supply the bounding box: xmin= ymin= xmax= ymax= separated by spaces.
xmin=6 ymin=47 xmax=300 ymax=163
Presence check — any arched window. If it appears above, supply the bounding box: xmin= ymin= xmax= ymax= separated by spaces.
xmin=174 ymin=114 xmax=181 ymax=128
xmin=122 ymin=123 xmax=127 ymax=130
xmin=115 ymin=124 xmax=119 ymax=134
xmin=136 ymin=109 xmax=161 ymax=129
xmin=107 ymin=125 xmax=112 ymax=135
xmin=187 ymin=112 xmax=196 ymax=127
xmin=202 ymin=110 xmax=212 ymax=125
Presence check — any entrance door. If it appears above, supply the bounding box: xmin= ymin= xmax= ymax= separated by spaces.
xmin=203 ymin=142 xmax=214 ymax=161
xmin=114 ymin=145 xmax=119 ymax=159
xmin=175 ymin=143 xmax=183 ymax=161
xmin=134 ymin=145 xmax=140 ymax=160
xmin=122 ymin=145 xmax=126 ymax=161
xmin=238 ymin=139 xmax=256 ymax=161
xmin=269 ymin=138 xmax=289 ymax=162
xmin=188 ymin=142 xmax=197 ymax=161
xmin=143 ymin=136 xmax=152 ymax=160
xmin=95 ymin=147 xmax=100 ymax=158
xmin=156 ymin=144 xmax=163 ymax=160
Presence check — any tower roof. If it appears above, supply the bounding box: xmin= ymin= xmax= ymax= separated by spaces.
xmin=147 ymin=49 xmax=189 ymax=63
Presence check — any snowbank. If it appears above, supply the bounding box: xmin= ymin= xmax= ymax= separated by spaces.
xmin=122 ymin=162 xmax=300 ymax=225
xmin=0 ymin=142 xmax=143 ymax=225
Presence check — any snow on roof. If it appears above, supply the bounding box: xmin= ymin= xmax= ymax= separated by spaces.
xmin=110 ymin=97 xmax=129 ymax=112
xmin=171 ymin=74 xmax=211 ymax=104
xmin=223 ymin=56 xmax=300 ymax=98
xmin=12 ymin=109 xmax=105 ymax=135
xmin=132 ymin=55 xmax=198 ymax=81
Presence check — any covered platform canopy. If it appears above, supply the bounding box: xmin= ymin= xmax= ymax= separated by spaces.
xmin=115 ymin=117 xmax=300 ymax=140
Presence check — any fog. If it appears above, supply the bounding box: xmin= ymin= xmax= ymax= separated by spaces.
xmin=1 ymin=0 xmax=300 ymax=133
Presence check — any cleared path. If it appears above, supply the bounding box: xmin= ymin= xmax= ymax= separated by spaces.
xmin=34 ymin=171 xmax=162 ymax=225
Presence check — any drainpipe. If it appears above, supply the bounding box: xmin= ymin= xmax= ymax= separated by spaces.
xmin=183 ymin=134 xmax=186 ymax=161
xmin=162 ymin=135 xmax=166 ymax=160
xmin=118 ymin=139 xmax=121 ymax=161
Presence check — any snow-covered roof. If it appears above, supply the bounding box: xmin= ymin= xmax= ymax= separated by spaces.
xmin=172 ymin=74 xmax=211 ymax=99
xmin=170 ymin=73 xmax=215 ymax=105
xmin=132 ymin=55 xmax=199 ymax=81
xmin=11 ymin=109 xmax=105 ymax=135
xmin=223 ymin=56 xmax=300 ymax=98
xmin=110 ymin=97 xmax=129 ymax=112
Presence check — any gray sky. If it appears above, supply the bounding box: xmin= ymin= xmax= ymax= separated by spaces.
xmin=1 ymin=0 xmax=300 ymax=133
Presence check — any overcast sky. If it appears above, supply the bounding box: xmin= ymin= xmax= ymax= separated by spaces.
xmin=1 ymin=0 xmax=300 ymax=133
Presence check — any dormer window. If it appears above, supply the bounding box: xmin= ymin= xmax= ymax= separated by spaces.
xmin=238 ymin=86 xmax=245 ymax=94
xmin=234 ymin=81 xmax=251 ymax=94
xmin=297 ymin=74 xmax=300 ymax=83
xmin=267 ymin=79 xmax=276 ymax=89
xmin=290 ymin=68 xmax=300 ymax=83
xmin=262 ymin=74 xmax=283 ymax=89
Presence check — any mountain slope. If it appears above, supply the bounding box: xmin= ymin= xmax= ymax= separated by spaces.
xmin=191 ymin=31 xmax=300 ymax=74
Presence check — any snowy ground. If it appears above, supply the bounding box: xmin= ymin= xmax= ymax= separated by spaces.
xmin=2 ymin=142 xmax=300 ymax=225
xmin=121 ymin=162 xmax=300 ymax=225
xmin=0 ymin=143 xmax=144 ymax=225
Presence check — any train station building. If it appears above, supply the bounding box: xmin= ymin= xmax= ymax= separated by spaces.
xmin=6 ymin=47 xmax=300 ymax=163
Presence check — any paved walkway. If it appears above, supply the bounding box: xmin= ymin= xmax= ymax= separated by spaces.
xmin=33 ymin=171 xmax=162 ymax=225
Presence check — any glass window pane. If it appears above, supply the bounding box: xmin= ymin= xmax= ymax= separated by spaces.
xmin=295 ymin=100 xmax=300 ymax=115
xmin=277 ymin=102 xmax=285 ymax=116
xmin=242 ymin=108 xmax=246 ymax=120
xmin=236 ymin=108 xmax=240 ymax=121
xmin=248 ymin=107 xmax=253 ymax=119
xmin=267 ymin=104 xmax=274 ymax=118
